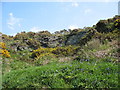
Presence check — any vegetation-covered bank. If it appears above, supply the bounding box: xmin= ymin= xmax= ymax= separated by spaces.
xmin=1 ymin=15 xmax=119 ymax=88
xmin=3 ymin=60 xmax=118 ymax=88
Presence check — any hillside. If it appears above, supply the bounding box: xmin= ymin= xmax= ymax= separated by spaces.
xmin=0 ymin=15 xmax=120 ymax=88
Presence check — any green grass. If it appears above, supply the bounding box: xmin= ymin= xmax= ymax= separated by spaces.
xmin=2 ymin=39 xmax=118 ymax=88
xmin=2 ymin=60 xmax=118 ymax=88
xmin=2 ymin=58 xmax=33 ymax=74
xmin=2 ymin=39 xmax=118 ymax=89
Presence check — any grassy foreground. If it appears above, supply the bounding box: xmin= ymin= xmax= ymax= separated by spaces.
xmin=2 ymin=60 xmax=118 ymax=88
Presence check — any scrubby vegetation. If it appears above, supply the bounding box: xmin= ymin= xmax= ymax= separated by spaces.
xmin=1 ymin=15 xmax=119 ymax=89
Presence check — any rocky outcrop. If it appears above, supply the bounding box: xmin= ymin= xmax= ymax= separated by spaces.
xmin=65 ymin=31 xmax=87 ymax=45
xmin=1 ymin=15 xmax=119 ymax=51
xmin=65 ymin=28 xmax=95 ymax=45
xmin=10 ymin=41 xmax=29 ymax=51
xmin=38 ymin=35 xmax=64 ymax=47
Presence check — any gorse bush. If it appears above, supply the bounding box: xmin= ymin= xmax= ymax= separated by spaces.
xmin=93 ymin=29 xmax=120 ymax=44
xmin=31 ymin=47 xmax=56 ymax=59
xmin=0 ymin=42 xmax=10 ymax=58
xmin=1 ymin=33 xmax=13 ymax=42
xmin=27 ymin=32 xmax=36 ymax=38
xmin=0 ymin=42 xmax=6 ymax=49
xmin=0 ymin=49 xmax=11 ymax=58
xmin=31 ymin=45 xmax=78 ymax=60
xmin=114 ymin=19 xmax=120 ymax=29
xmin=95 ymin=20 xmax=110 ymax=33
xmin=95 ymin=16 xmax=120 ymax=33
xmin=14 ymin=32 xmax=28 ymax=40
xmin=52 ymin=45 xmax=78 ymax=56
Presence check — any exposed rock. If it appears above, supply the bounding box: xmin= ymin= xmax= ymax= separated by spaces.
xmin=38 ymin=35 xmax=64 ymax=47
xmin=65 ymin=31 xmax=87 ymax=45
xmin=10 ymin=42 xmax=28 ymax=51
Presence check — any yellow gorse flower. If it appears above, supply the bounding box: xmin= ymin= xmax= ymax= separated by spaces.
xmin=0 ymin=42 xmax=11 ymax=58
xmin=32 ymin=45 xmax=78 ymax=59
xmin=0 ymin=42 xmax=6 ymax=49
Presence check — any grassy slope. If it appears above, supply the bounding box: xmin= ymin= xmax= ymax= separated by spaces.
xmin=2 ymin=15 xmax=119 ymax=88
xmin=2 ymin=39 xmax=119 ymax=88
xmin=2 ymin=60 xmax=118 ymax=88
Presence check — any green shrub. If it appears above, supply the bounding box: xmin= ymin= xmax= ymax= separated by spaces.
xmin=27 ymin=32 xmax=36 ymax=38
xmin=95 ymin=20 xmax=116 ymax=33
xmin=52 ymin=45 xmax=78 ymax=56
xmin=1 ymin=33 xmax=13 ymax=41
xmin=14 ymin=32 xmax=28 ymax=40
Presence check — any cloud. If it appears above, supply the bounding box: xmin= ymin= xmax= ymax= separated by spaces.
xmin=7 ymin=12 xmax=22 ymax=30
xmin=68 ymin=25 xmax=79 ymax=30
xmin=84 ymin=9 xmax=92 ymax=14
xmin=71 ymin=2 xmax=79 ymax=7
xmin=9 ymin=12 xmax=13 ymax=16
xmin=30 ymin=27 xmax=43 ymax=32
xmin=18 ymin=24 xmax=21 ymax=27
